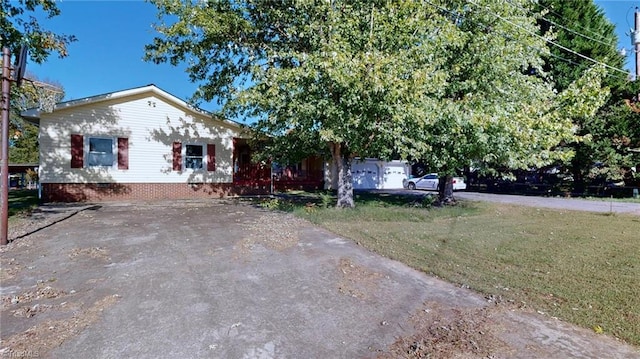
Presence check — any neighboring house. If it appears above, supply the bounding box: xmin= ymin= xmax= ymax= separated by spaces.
xmin=22 ymin=85 xmax=271 ymax=202
xmin=7 ymin=163 xmax=38 ymax=189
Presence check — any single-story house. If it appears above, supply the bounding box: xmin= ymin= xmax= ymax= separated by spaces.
xmin=22 ymin=84 xmax=278 ymax=202
xmin=22 ymin=85 xmax=407 ymax=202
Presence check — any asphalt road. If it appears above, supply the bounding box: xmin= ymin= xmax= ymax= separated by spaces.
xmin=457 ymin=191 xmax=640 ymax=215
xmin=376 ymin=189 xmax=640 ymax=215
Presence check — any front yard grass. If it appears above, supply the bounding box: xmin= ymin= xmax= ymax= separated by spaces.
xmin=276 ymin=192 xmax=640 ymax=347
xmin=7 ymin=189 xmax=39 ymax=220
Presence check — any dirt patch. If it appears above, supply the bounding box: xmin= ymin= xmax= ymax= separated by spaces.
xmin=380 ymin=302 xmax=510 ymax=358
xmin=0 ymin=295 xmax=119 ymax=358
xmin=337 ymin=257 xmax=384 ymax=300
xmin=0 ymin=258 xmax=23 ymax=282
xmin=1 ymin=282 xmax=67 ymax=309
xmin=233 ymin=212 xmax=309 ymax=259
xmin=9 ymin=303 xmax=54 ymax=319
xmin=68 ymin=247 xmax=110 ymax=261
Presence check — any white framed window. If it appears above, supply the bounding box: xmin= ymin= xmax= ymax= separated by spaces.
xmin=172 ymin=142 xmax=215 ymax=172
xmin=87 ymin=137 xmax=115 ymax=167
xmin=185 ymin=144 xmax=204 ymax=170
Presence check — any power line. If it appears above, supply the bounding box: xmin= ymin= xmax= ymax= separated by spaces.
xmin=503 ymin=0 xmax=628 ymax=77
xmin=540 ymin=16 xmax=617 ymax=49
xmin=422 ymin=0 xmax=628 ymax=79
xmin=531 ymin=0 xmax=617 ymax=43
xmin=534 ymin=14 xmax=617 ymax=50
xmin=503 ymin=0 xmax=621 ymax=52
xmin=468 ymin=0 xmax=629 ymax=76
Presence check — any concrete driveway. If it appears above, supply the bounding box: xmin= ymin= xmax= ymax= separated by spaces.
xmin=1 ymin=200 xmax=638 ymax=358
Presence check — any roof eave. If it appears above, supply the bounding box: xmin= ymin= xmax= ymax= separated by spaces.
xmin=17 ymin=84 xmax=247 ymax=132
xmin=20 ymin=108 xmax=41 ymax=126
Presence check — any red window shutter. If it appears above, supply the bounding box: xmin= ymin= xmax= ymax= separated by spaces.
xmin=118 ymin=138 xmax=129 ymax=170
xmin=207 ymin=144 xmax=216 ymax=171
xmin=70 ymin=134 xmax=83 ymax=168
xmin=172 ymin=142 xmax=182 ymax=171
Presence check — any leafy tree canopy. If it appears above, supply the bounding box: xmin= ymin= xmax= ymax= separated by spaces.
xmin=2 ymin=1 xmax=71 ymax=165
xmin=147 ymin=0 xmax=607 ymax=206
xmin=8 ymin=119 xmax=38 ymax=163
xmin=1 ymin=0 xmax=76 ymax=61
xmin=534 ymin=0 xmax=637 ymax=190
xmin=8 ymin=74 xmax=64 ymax=164
xmin=579 ymin=80 xmax=640 ymax=186
xmin=536 ymin=0 xmax=627 ymax=91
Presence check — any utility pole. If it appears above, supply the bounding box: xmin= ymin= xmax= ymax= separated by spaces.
xmin=635 ymin=7 xmax=640 ymax=80
xmin=1 ymin=47 xmax=10 ymax=245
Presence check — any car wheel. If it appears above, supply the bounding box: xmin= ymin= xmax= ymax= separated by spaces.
xmin=408 ymin=182 xmax=416 ymax=190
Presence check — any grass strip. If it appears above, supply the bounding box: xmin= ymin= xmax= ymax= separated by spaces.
xmin=280 ymin=193 xmax=640 ymax=347
xmin=7 ymin=189 xmax=39 ymax=219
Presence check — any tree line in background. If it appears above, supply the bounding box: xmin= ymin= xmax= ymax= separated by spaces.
xmin=3 ymin=0 xmax=639 ymax=206
xmin=536 ymin=0 xmax=640 ymax=195
xmin=4 ymin=75 xmax=64 ymax=164
xmin=1 ymin=0 xmax=72 ymax=164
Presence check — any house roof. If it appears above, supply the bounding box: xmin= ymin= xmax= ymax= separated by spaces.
xmin=21 ymin=84 xmax=245 ymax=130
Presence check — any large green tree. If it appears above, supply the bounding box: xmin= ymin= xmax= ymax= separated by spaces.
xmin=146 ymin=0 xmax=607 ymax=207
xmin=8 ymin=119 xmax=38 ymax=163
xmin=536 ymin=0 xmax=625 ymax=91
xmin=579 ymin=80 xmax=640 ymax=188
xmin=1 ymin=0 xmax=76 ymax=61
xmin=2 ymin=0 xmax=73 ymax=165
xmin=8 ymin=75 xmax=64 ymax=164
xmin=536 ymin=0 xmax=637 ymax=192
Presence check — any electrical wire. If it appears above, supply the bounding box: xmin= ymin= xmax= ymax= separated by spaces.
xmin=467 ymin=0 xmax=629 ymax=76
xmin=503 ymin=0 xmax=630 ymax=77
xmin=532 ymin=0 xmax=619 ymax=43
xmin=422 ymin=0 xmax=628 ymax=79
xmin=538 ymin=15 xmax=617 ymax=49
xmin=503 ymin=0 xmax=621 ymax=51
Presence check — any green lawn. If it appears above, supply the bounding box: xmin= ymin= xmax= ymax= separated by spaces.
xmin=262 ymin=192 xmax=640 ymax=347
xmin=584 ymin=196 xmax=640 ymax=204
xmin=7 ymin=189 xmax=39 ymax=219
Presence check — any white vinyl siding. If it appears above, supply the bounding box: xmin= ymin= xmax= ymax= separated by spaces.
xmin=38 ymin=92 xmax=240 ymax=184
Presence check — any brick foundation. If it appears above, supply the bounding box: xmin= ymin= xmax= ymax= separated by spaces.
xmin=41 ymin=183 xmax=270 ymax=202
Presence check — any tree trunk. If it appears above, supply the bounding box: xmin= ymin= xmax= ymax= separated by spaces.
xmin=438 ymin=174 xmax=456 ymax=205
xmin=330 ymin=142 xmax=355 ymax=208
xmin=571 ymin=141 xmax=598 ymax=195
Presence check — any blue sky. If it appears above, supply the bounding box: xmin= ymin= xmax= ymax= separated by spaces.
xmin=26 ymin=0 xmax=640 ymax=112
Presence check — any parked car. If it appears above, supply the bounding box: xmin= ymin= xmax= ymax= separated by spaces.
xmin=403 ymin=173 xmax=467 ymax=191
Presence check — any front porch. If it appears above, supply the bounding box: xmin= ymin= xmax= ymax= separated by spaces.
xmin=232 ymin=139 xmax=324 ymax=192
